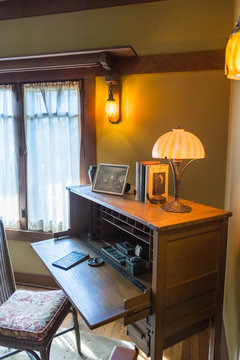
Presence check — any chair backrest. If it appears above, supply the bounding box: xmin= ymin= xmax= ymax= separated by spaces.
xmin=0 ymin=220 xmax=16 ymax=305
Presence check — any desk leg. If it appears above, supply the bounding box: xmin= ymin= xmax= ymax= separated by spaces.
xmin=208 ymin=317 xmax=222 ymax=360
xmin=150 ymin=314 xmax=164 ymax=360
xmin=151 ymin=232 xmax=168 ymax=360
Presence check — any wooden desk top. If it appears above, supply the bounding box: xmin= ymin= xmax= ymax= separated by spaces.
xmin=69 ymin=186 xmax=232 ymax=230
xmin=32 ymin=236 xmax=150 ymax=330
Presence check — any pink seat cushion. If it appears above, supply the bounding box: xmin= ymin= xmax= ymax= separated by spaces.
xmin=0 ymin=289 xmax=69 ymax=341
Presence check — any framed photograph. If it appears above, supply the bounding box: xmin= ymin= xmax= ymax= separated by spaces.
xmin=145 ymin=164 xmax=169 ymax=203
xmin=92 ymin=163 xmax=129 ymax=196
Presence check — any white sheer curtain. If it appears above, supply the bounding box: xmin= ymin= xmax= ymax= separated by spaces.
xmin=24 ymin=81 xmax=81 ymax=232
xmin=0 ymin=85 xmax=19 ymax=228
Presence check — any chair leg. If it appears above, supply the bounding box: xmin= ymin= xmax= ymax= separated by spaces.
xmin=71 ymin=306 xmax=81 ymax=354
xmin=26 ymin=350 xmax=41 ymax=360
xmin=39 ymin=342 xmax=52 ymax=360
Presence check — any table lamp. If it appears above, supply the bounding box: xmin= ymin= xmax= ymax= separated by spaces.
xmin=152 ymin=127 xmax=205 ymax=213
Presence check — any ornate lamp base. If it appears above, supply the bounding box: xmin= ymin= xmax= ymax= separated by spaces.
xmin=161 ymin=199 xmax=192 ymax=213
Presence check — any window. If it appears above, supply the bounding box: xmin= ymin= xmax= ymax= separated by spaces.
xmin=0 ymin=81 xmax=82 ymax=232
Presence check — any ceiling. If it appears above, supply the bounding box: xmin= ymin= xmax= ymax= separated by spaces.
xmin=0 ymin=0 xmax=166 ymax=21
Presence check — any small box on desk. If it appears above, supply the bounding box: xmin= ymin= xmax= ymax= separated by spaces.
xmin=125 ymin=256 xmax=145 ymax=276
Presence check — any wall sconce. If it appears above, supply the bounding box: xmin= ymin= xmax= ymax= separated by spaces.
xmin=105 ymin=75 xmax=121 ymax=124
xmin=152 ymin=127 xmax=205 ymax=213
xmin=225 ymin=16 xmax=240 ymax=79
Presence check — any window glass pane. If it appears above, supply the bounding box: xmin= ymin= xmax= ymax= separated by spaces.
xmin=0 ymin=85 xmax=19 ymax=228
xmin=24 ymin=82 xmax=80 ymax=232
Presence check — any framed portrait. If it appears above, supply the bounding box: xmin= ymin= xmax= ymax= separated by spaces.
xmin=92 ymin=163 xmax=129 ymax=196
xmin=145 ymin=164 xmax=169 ymax=203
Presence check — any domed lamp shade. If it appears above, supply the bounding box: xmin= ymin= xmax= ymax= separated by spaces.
xmin=152 ymin=128 xmax=205 ymax=213
xmin=225 ymin=17 xmax=240 ymax=79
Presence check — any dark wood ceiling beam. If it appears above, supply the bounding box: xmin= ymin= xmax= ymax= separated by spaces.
xmin=0 ymin=53 xmax=102 ymax=73
xmin=0 ymin=49 xmax=225 ymax=84
xmin=0 ymin=67 xmax=108 ymax=84
xmin=0 ymin=47 xmax=135 ymax=75
xmin=112 ymin=50 xmax=225 ymax=74
xmin=0 ymin=0 xmax=167 ymax=21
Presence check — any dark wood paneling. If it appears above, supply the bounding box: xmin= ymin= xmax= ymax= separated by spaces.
xmin=165 ymin=292 xmax=216 ymax=337
xmin=15 ymin=271 xmax=58 ymax=289
xmin=113 ymin=50 xmax=225 ymax=74
xmin=166 ymin=272 xmax=218 ymax=307
xmin=0 ymin=0 xmax=167 ymax=21
xmin=166 ymin=229 xmax=219 ymax=287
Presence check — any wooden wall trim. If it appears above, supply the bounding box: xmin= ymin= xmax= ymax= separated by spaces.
xmin=0 ymin=67 xmax=107 ymax=84
xmin=15 ymin=272 xmax=58 ymax=289
xmin=0 ymin=50 xmax=225 ymax=84
xmin=113 ymin=49 xmax=225 ymax=74
xmin=0 ymin=47 xmax=136 ymax=74
xmin=81 ymin=78 xmax=96 ymax=184
xmin=6 ymin=229 xmax=54 ymax=242
xmin=0 ymin=0 xmax=167 ymax=21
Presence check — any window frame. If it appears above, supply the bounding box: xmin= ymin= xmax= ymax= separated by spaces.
xmin=1 ymin=71 xmax=96 ymax=240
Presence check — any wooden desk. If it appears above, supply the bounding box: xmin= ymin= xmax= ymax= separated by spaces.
xmin=32 ymin=186 xmax=231 ymax=360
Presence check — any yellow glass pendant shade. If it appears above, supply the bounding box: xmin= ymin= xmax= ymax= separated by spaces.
xmin=225 ymin=17 xmax=240 ymax=79
xmin=105 ymin=99 xmax=118 ymax=120
xmin=105 ymin=80 xmax=120 ymax=123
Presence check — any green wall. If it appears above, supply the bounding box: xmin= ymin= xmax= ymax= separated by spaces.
xmin=96 ymin=71 xmax=229 ymax=208
xmin=0 ymin=0 xmax=233 ymax=57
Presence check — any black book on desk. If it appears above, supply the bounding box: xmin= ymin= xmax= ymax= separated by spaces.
xmin=52 ymin=251 xmax=89 ymax=270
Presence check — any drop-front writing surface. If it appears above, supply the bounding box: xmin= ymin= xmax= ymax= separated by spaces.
xmin=32 ymin=236 xmax=151 ymax=329
xmin=34 ymin=185 xmax=231 ymax=360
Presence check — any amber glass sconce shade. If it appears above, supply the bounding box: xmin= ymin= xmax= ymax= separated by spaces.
xmin=225 ymin=16 xmax=240 ymax=79
xmin=152 ymin=128 xmax=205 ymax=213
xmin=105 ymin=75 xmax=120 ymax=124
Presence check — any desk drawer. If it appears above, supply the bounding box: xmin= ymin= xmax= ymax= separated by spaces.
xmin=127 ymin=317 xmax=152 ymax=357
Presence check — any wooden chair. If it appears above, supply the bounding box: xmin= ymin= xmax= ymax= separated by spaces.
xmin=109 ymin=345 xmax=139 ymax=360
xmin=0 ymin=219 xmax=81 ymax=360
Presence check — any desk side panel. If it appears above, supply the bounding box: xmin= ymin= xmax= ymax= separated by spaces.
xmin=163 ymin=220 xmax=227 ymax=344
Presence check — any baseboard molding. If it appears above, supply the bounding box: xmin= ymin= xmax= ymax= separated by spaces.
xmin=15 ymin=271 xmax=58 ymax=289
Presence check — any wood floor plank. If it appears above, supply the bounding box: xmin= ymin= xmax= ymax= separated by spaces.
xmin=199 ymin=329 xmax=209 ymax=360
xmin=172 ymin=342 xmax=183 ymax=360
xmin=181 ymin=338 xmax=191 ymax=360
xmin=191 ymin=334 xmax=200 ymax=360
xmin=18 ymin=285 xmax=213 ymax=360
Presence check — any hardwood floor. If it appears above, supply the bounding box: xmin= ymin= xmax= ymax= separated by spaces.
xmin=19 ymin=286 xmax=220 ymax=360
xmin=63 ymin=312 xmax=210 ymax=360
